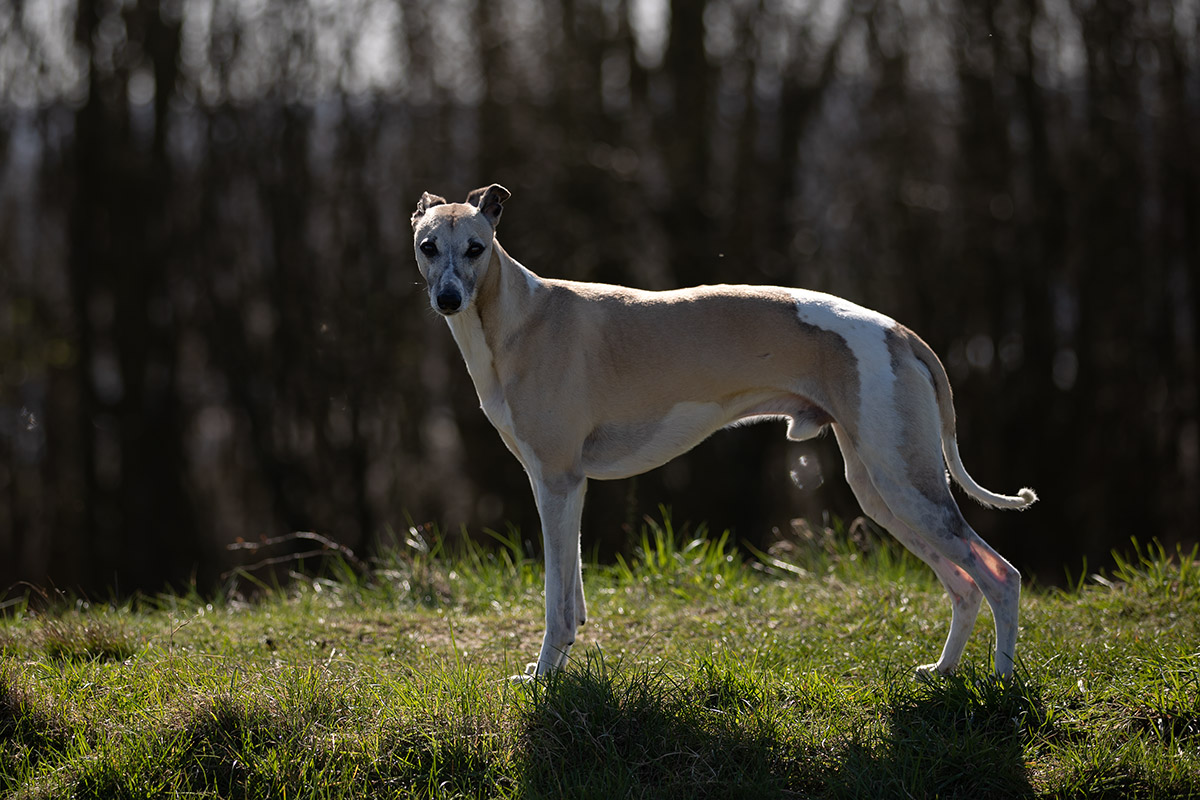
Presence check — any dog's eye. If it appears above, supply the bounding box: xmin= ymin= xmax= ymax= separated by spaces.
xmin=420 ymin=241 xmax=438 ymax=256
xmin=465 ymin=242 xmax=485 ymax=258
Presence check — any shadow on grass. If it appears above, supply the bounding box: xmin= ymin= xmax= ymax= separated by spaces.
xmin=0 ymin=670 xmax=72 ymax=795
xmin=67 ymin=694 xmax=288 ymax=799
xmin=515 ymin=652 xmax=1042 ymax=800
xmin=516 ymin=651 xmax=808 ymax=800
xmin=825 ymin=667 xmax=1042 ymax=799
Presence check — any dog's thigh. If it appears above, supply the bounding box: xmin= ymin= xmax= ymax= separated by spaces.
xmin=837 ymin=429 xmax=979 ymax=598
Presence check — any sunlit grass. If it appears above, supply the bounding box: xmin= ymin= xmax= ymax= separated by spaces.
xmin=2 ymin=514 xmax=1198 ymax=798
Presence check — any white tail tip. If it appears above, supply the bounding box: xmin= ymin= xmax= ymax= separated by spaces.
xmin=1017 ymin=488 xmax=1038 ymax=507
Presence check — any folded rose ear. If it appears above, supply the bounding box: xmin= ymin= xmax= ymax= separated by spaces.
xmin=466 ymin=184 xmax=510 ymax=228
xmin=411 ymin=192 xmax=447 ymax=229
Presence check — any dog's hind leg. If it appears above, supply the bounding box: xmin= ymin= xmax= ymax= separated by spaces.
xmin=914 ymin=555 xmax=985 ymax=676
xmin=878 ymin=488 xmax=1018 ymax=677
xmin=913 ymin=517 xmax=1019 ymax=679
xmin=529 ymin=471 xmax=588 ymax=676
xmin=835 ymin=428 xmax=986 ymax=674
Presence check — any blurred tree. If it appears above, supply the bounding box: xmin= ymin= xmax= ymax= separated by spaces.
xmin=66 ymin=0 xmax=204 ymax=591
xmin=0 ymin=0 xmax=1196 ymax=594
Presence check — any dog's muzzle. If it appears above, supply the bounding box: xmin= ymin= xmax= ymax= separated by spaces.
xmin=435 ymin=287 xmax=463 ymax=315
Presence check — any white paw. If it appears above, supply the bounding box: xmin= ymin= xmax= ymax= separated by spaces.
xmin=508 ymin=662 xmax=540 ymax=684
xmin=916 ymin=662 xmax=953 ymax=678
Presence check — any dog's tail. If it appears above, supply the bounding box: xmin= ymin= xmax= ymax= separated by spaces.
xmin=907 ymin=331 xmax=1038 ymax=510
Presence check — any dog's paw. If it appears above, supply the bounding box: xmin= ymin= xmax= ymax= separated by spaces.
xmin=915 ymin=662 xmax=953 ymax=680
xmin=507 ymin=662 xmax=540 ymax=685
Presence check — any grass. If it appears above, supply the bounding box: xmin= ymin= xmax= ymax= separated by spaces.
xmin=2 ymin=513 xmax=1198 ymax=798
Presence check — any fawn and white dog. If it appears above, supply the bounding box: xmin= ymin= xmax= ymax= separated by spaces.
xmin=411 ymin=184 xmax=1036 ymax=679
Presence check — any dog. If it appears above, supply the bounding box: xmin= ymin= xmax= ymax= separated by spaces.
xmin=411 ymin=184 xmax=1036 ymax=680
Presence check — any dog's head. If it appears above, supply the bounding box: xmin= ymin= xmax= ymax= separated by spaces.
xmin=411 ymin=184 xmax=510 ymax=316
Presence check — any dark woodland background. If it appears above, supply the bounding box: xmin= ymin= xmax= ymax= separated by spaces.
xmin=1 ymin=0 xmax=1197 ymax=596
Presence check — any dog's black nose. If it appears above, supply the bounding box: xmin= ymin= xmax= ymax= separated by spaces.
xmin=435 ymin=288 xmax=462 ymax=314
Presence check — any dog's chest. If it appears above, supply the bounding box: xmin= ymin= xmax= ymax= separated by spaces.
xmin=445 ymin=311 xmax=517 ymax=439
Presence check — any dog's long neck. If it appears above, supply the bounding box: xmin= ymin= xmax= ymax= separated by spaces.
xmin=475 ymin=240 xmax=541 ymax=344
xmin=443 ymin=240 xmax=541 ymax=419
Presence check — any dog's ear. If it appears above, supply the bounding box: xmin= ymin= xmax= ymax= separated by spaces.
xmin=466 ymin=184 xmax=510 ymax=229
xmin=411 ymin=192 xmax=447 ymax=229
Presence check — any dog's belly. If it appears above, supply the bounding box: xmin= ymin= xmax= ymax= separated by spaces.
xmin=581 ymin=401 xmax=731 ymax=480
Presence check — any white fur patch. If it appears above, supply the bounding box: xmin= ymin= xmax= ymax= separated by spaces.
xmin=791 ymin=289 xmax=898 ymax=438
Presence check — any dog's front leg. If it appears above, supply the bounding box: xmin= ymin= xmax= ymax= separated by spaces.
xmin=530 ymin=473 xmax=587 ymax=676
